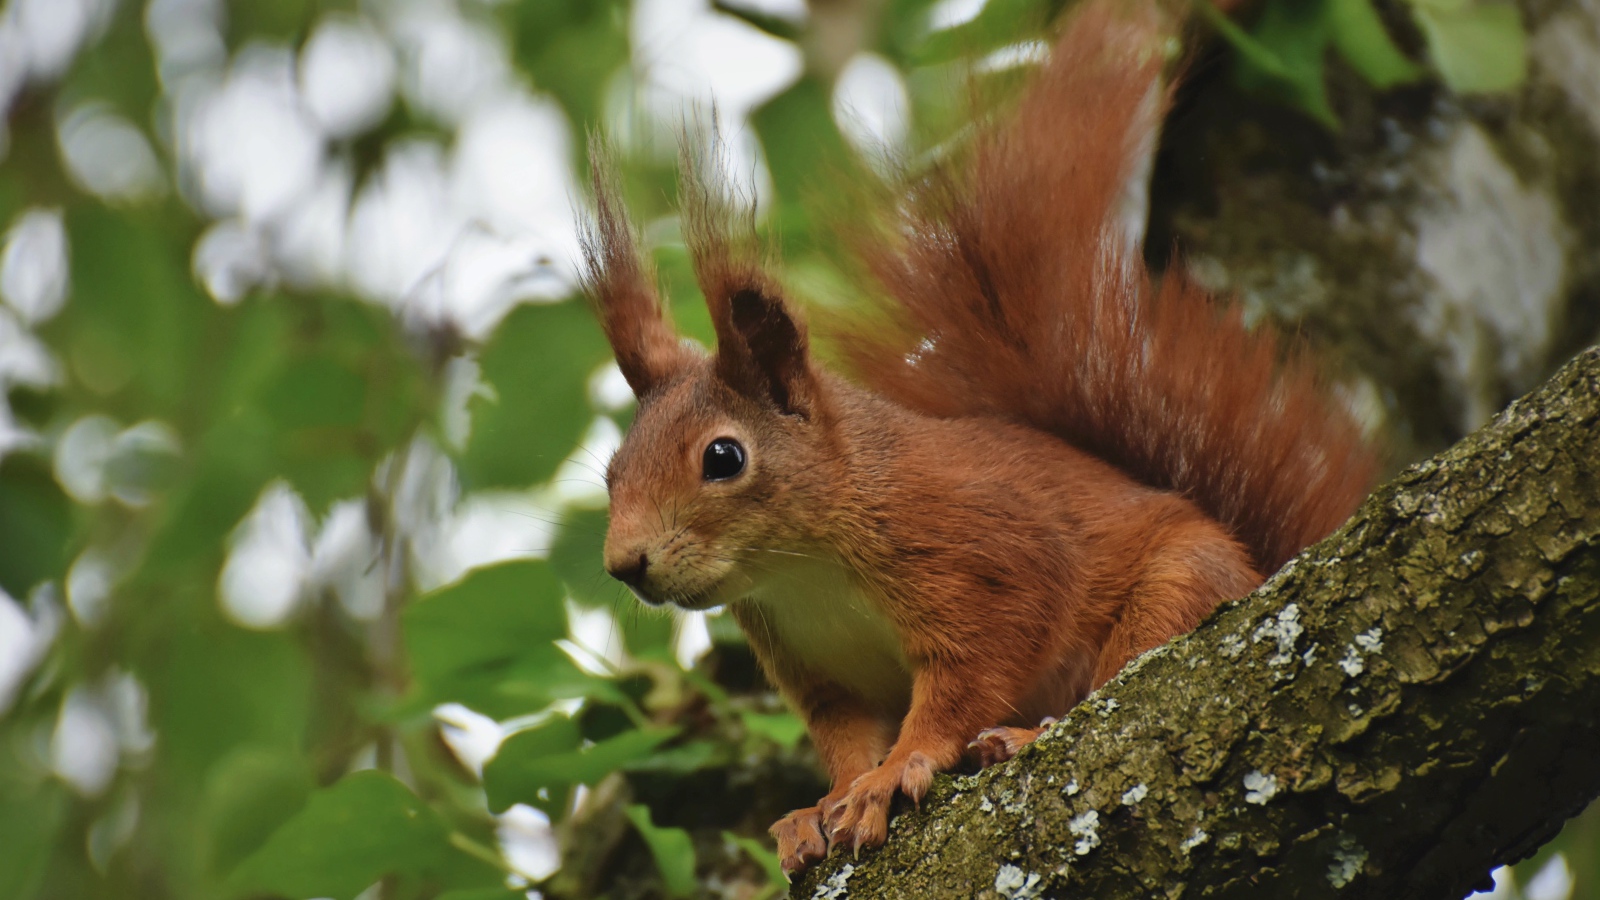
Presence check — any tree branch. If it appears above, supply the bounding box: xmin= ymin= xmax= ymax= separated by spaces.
xmin=794 ymin=346 xmax=1600 ymax=899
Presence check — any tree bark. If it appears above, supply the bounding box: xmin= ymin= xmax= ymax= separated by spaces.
xmin=1151 ymin=0 xmax=1600 ymax=465
xmin=792 ymin=346 xmax=1600 ymax=899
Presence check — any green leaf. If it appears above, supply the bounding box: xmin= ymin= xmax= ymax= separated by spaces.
xmin=1196 ymin=0 xmax=1295 ymax=80
xmin=473 ymin=715 xmax=583 ymax=816
xmin=58 ymin=204 xmax=210 ymax=419
xmin=877 ymin=0 xmax=956 ymax=65
xmin=506 ymin=0 xmax=631 ymax=128
xmin=1214 ymin=0 xmax=1340 ymax=129
xmin=459 ymin=301 xmax=613 ymax=489
xmin=907 ymin=0 xmax=1045 ymax=67
xmin=404 ymin=558 xmax=570 ymax=677
xmin=504 ymin=715 xmax=586 ymax=758
xmin=259 ymin=356 xmax=368 ymax=430
xmin=484 ymin=726 xmax=680 ymax=812
xmin=724 ymin=831 xmax=787 ymax=895
xmin=227 ymin=0 xmax=313 ymax=44
xmin=402 ymin=560 xmax=581 ymax=716
xmin=710 ymin=0 xmax=802 ymax=42
xmin=1411 ymin=1 xmax=1527 ymax=93
xmin=1330 ymin=0 xmax=1425 ymax=88
xmin=0 ymin=774 xmax=67 ymax=900
xmin=143 ymin=294 xmax=430 ymax=563
xmin=0 ymin=454 xmax=74 ymax=598
xmin=495 ymin=662 xmax=638 ymax=710
xmin=140 ymin=427 xmax=273 ymax=574
xmin=681 ymin=668 xmax=733 ymax=711
xmin=228 ymin=770 xmax=452 ymax=900
xmin=151 ymin=624 xmax=311 ymax=777
xmin=418 ymin=830 xmax=511 ymax=896
xmin=622 ymin=739 xmax=732 ymax=774
xmin=751 ymin=78 xmax=859 ymax=243
xmin=252 ymin=297 xmax=430 ymax=511
xmin=741 ymin=711 xmax=807 ymax=749
xmin=199 ymin=745 xmax=315 ymax=877
xmin=548 ymin=505 xmax=611 ymax=607
xmin=58 ymin=3 xmax=160 ymax=123
xmin=625 ymin=805 xmax=697 ymax=899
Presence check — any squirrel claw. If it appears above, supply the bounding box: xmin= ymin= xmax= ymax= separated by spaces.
xmin=823 ymin=781 xmax=889 ymax=853
xmin=822 ymin=753 xmax=940 ymax=855
xmin=969 ymin=724 xmax=1051 ymax=768
xmin=820 ymin=794 xmax=849 ymax=837
xmin=770 ymin=806 xmax=829 ymax=876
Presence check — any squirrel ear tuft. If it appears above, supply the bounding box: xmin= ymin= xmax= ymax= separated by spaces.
xmin=675 ymin=124 xmax=818 ymax=418
xmin=719 ymin=287 xmax=818 ymax=419
xmin=580 ymin=138 xmax=693 ymax=397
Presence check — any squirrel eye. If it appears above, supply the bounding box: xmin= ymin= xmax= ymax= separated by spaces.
xmin=702 ymin=438 xmax=746 ymax=482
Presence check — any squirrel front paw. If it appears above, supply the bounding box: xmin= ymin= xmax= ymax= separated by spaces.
xmin=822 ymin=752 xmax=937 ymax=855
xmin=770 ymin=806 xmax=829 ymax=876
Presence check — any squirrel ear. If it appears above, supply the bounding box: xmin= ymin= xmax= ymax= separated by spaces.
xmin=674 ymin=128 xmax=818 ymax=418
xmin=717 ymin=287 xmax=819 ymax=419
xmin=580 ymin=138 xmax=694 ymax=398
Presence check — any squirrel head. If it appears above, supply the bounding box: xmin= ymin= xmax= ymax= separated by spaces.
xmin=583 ymin=162 xmax=838 ymax=610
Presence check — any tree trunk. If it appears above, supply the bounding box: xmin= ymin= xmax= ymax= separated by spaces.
xmin=1152 ymin=0 xmax=1600 ymax=465
xmin=792 ymin=346 xmax=1600 ymax=899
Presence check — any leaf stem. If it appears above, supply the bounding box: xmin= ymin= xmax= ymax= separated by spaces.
xmin=450 ymin=831 xmax=515 ymax=875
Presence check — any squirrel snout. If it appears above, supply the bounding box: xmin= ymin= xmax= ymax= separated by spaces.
xmin=605 ymin=551 xmax=650 ymax=589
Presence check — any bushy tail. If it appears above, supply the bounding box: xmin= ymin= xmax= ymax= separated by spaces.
xmin=834 ymin=0 xmax=1376 ymax=573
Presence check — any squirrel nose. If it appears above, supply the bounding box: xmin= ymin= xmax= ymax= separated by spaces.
xmin=607 ymin=552 xmax=649 ymax=587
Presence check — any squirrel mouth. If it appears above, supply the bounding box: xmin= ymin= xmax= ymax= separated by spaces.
xmin=669 ymin=588 xmax=720 ymax=612
xmin=624 ymin=583 xmax=720 ymax=611
xmin=624 ymin=584 xmax=667 ymax=607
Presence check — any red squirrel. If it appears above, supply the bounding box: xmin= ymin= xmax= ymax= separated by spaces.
xmin=582 ymin=0 xmax=1376 ymax=875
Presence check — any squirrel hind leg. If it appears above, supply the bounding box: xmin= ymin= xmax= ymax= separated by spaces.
xmin=1091 ymin=525 xmax=1262 ymax=688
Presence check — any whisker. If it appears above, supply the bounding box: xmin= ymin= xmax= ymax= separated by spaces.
xmin=564 ymin=459 xmax=610 ymax=482
xmin=496 ymin=508 xmax=611 ymax=542
xmin=578 ymin=444 xmax=615 ymax=477
xmin=726 ymin=546 xmax=828 ymax=563
xmin=498 ymin=509 xmax=565 ymax=526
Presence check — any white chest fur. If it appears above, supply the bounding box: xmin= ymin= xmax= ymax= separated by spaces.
xmin=737 ymin=556 xmax=912 ymax=712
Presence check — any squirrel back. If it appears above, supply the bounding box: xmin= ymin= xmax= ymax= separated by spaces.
xmin=831 ymin=0 xmax=1377 ymax=573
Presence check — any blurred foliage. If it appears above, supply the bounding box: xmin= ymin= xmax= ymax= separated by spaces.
xmin=460 ymin=303 xmax=611 ymax=491
xmin=1201 ymin=0 xmax=1527 ymax=128
xmin=0 ymin=0 xmax=1562 ymax=899
xmin=624 ymin=806 xmax=697 ymax=899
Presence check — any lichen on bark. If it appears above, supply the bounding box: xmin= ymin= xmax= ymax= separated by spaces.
xmin=793 ymin=347 xmax=1600 ymax=899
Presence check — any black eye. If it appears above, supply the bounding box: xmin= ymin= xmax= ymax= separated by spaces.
xmin=702 ymin=438 xmax=746 ymax=481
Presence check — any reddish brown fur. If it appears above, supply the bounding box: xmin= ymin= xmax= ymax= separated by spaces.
xmin=583 ymin=0 xmax=1376 ymax=875
xmin=836 ymin=1 xmax=1376 ymax=574
xmin=579 ymin=138 xmax=696 ymax=398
